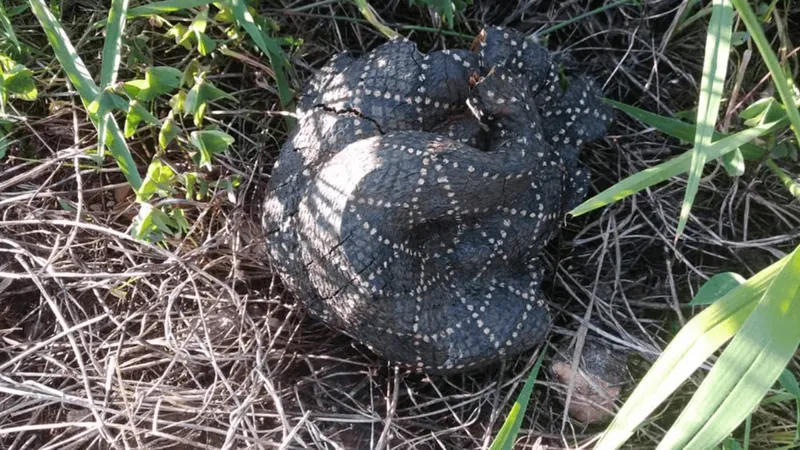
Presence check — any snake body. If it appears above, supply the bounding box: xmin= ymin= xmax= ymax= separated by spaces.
xmin=262 ymin=27 xmax=612 ymax=373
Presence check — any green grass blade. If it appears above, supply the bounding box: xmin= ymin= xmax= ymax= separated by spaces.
xmin=352 ymin=0 xmax=401 ymax=39
xmin=594 ymin=254 xmax=789 ymax=450
xmin=0 ymin=0 xmax=21 ymax=56
xmin=97 ymin=0 xmax=129 ymax=167
xmin=126 ymin=0 xmax=212 ymax=18
xmin=29 ymin=0 xmax=99 ymax=101
xmin=569 ymin=119 xmax=780 ymax=217
xmin=659 ymin=244 xmax=800 ymax=449
xmin=100 ymin=0 xmax=128 ymax=88
xmin=603 ymin=100 xmax=783 ymax=160
xmin=222 ymin=0 xmax=293 ymax=111
xmin=765 ymin=158 xmax=800 ymax=202
xmin=488 ymin=350 xmax=547 ymax=450
xmin=731 ymin=0 xmax=800 ymax=146
xmin=29 ymin=0 xmax=142 ymax=190
xmin=677 ymin=0 xmax=734 ymax=238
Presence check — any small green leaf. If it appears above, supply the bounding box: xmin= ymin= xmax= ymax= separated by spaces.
xmin=3 ymin=63 xmax=38 ymax=100
xmin=183 ymin=171 xmax=198 ymax=200
xmin=720 ymin=148 xmax=745 ymax=176
xmin=131 ymin=203 xmax=187 ymax=242
xmin=123 ymin=66 xmax=182 ymax=102
xmin=730 ymin=31 xmax=749 ymax=46
xmin=739 ymin=97 xmax=775 ymax=120
xmin=170 ymin=207 xmax=189 ymax=233
xmin=689 ymin=272 xmax=746 ymax=306
xmin=147 ymin=66 xmax=182 ymax=93
xmin=180 ymin=59 xmax=200 ymax=88
xmin=137 ymin=158 xmax=176 ymax=202
xmin=169 ymin=90 xmax=187 ymax=112
xmin=167 ymin=23 xmax=192 ymax=49
xmin=214 ymin=5 xmax=234 ymax=23
xmin=189 ymin=7 xmax=208 ymax=34
xmin=184 ymin=78 xmax=236 ymax=126
xmin=0 ymin=130 xmax=8 ymax=160
xmin=131 ymin=202 xmax=157 ymax=240
xmin=159 ymin=112 xmax=179 ymax=150
xmin=742 ymin=97 xmax=785 ymax=128
xmin=188 ymin=129 xmax=234 ymax=169
xmin=778 ymin=369 xmax=800 ymax=441
xmin=196 ymin=32 xmax=215 ymax=56
xmin=124 ymin=100 xmax=142 ymax=138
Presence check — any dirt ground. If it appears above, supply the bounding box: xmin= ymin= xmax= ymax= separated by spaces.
xmin=1 ymin=0 xmax=799 ymax=449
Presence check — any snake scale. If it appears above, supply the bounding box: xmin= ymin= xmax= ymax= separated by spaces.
xmin=262 ymin=27 xmax=612 ymax=373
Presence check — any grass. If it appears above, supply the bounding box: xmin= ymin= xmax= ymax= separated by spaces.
xmin=0 ymin=0 xmax=799 ymax=449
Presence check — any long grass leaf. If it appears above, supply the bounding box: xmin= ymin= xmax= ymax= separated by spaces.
xmin=30 ymin=0 xmax=142 ymax=190
xmin=488 ymin=350 xmax=547 ymax=450
xmin=0 ymin=0 xmax=21 ymax=56
xmin=659 ymin=244 xmax=800 ymax=449
xmin=352 ymin=0 xmax=401 ymax=39
xmin=677 ymin=0 xmax=734 ymax=238
xmin=126 ymin=0 xmax=211 ymax=18
xmin=569 ymin=119 xmax=779 ymax=217
xmin=97 ymin=0 xmax=129 ymax=169
xmin=100 ymin=0 xmax=128 ymax=88
xmin=222 ymin=0 xmax=293 ymax=111
xmin=594 ymin=254 xmax=789 ymax=450
xmin=604 ymin=100 xmax=783 ymax=160
xmin=29 ymin=0 xmax=99 ymax=101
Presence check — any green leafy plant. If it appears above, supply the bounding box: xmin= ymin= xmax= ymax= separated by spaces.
xmin=561 ymin=1 xmax=800 ymax=448
xmin=408 ymin=0 xmax=472 ymax=28
xmin=28 ymin=0 xmax=292 ymax=243
xmin=0 ymin=55 xmax=38 ymax=108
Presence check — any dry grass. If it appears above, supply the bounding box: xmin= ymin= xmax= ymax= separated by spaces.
xmin=1 ymin=0 xmax=799 ymax=449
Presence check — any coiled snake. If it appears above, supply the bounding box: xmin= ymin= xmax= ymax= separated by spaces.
xmin=262 ymin=27 xmax=612 ymax=373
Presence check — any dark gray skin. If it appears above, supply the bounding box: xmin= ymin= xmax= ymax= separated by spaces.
xmin=262 ymin=27 xmax=612 ymax=374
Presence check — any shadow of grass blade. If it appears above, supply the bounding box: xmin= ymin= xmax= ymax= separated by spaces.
xmin=488 ymin=350 xmax=546 ymax=450
xmin=677 ymin=0 xmax=734 ymax=239
xmin=594 ymin=254 xmax=789 ymax=450
xmin=658 ymin=244 xmax=800 ymax=449
xmin=569 ymin=118 xmax=780 ymax=218
xmin=222 ymin=0 xmax=293 ymax=112
xmin=30 ymin=0 xmax=142 ymax=190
